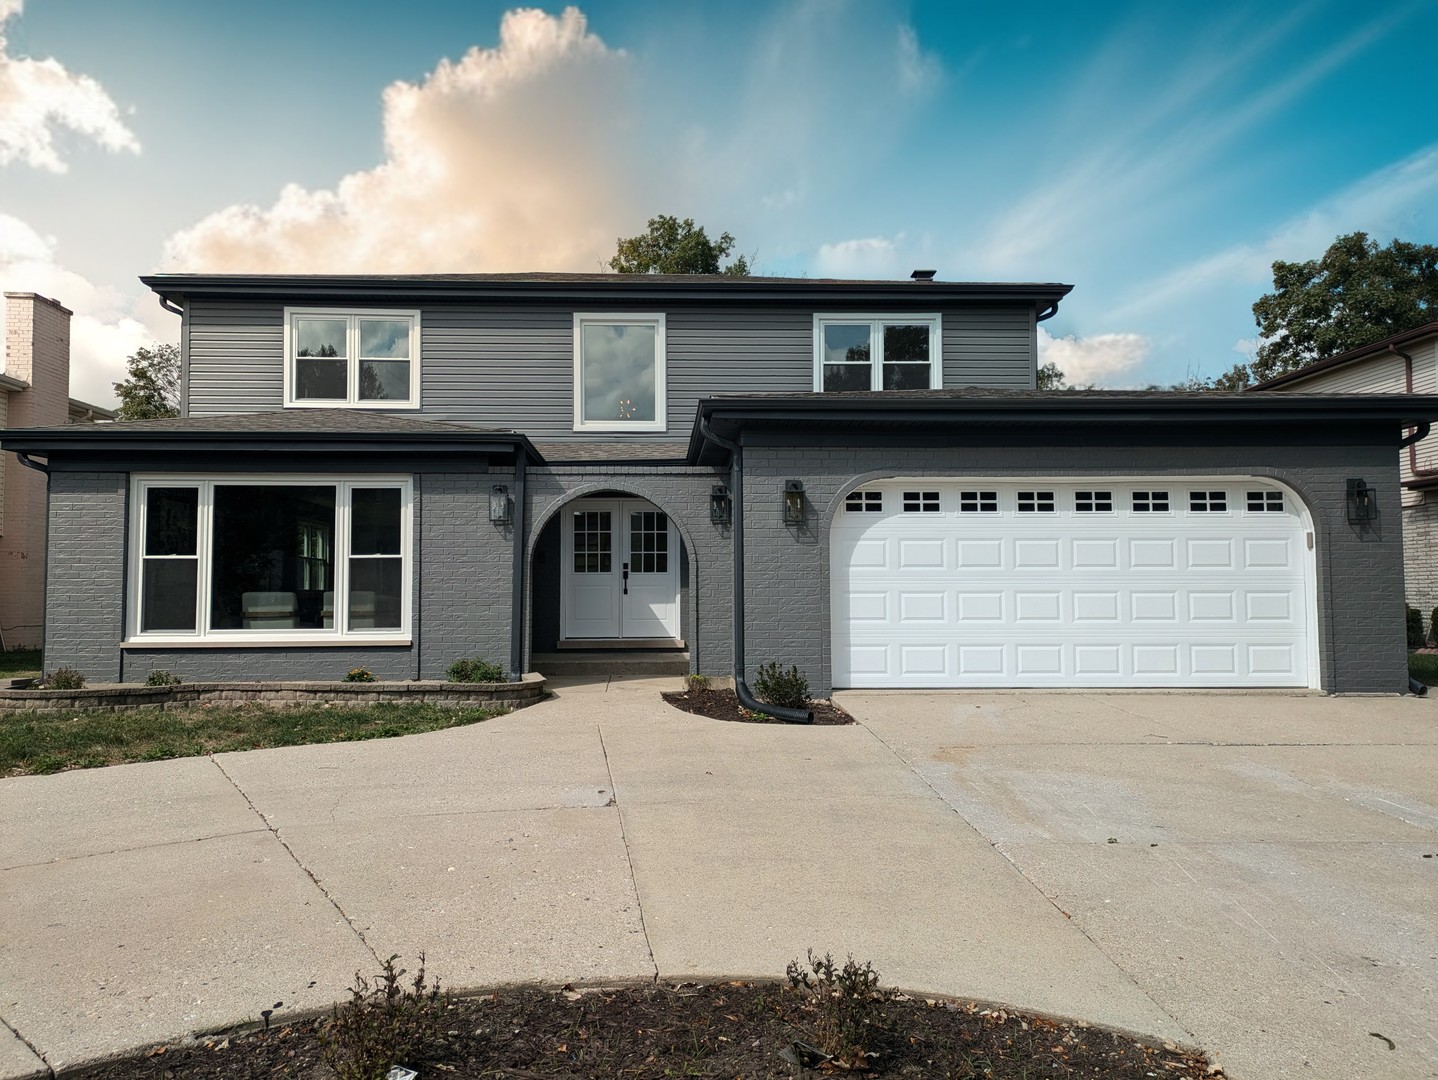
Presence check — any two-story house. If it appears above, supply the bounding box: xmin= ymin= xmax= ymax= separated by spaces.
xmin=1 ymin=272 xmax=1433 ymax=697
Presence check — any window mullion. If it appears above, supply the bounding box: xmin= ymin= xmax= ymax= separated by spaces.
xmin=336 ymin=483 xmax=351 ymax=634
xmin=872 ymin=319 xmax=883 ymax=390
xmin=197 ymin=481 xmax=213 ymax=634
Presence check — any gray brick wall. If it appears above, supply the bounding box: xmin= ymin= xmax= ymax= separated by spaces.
xmin=741 ymin=440 xmax=1405 ymax=696
xmin=526 ymin=465 xmax=730 ymax=675
xmin=45 ymin=471 xmax=126 ymax=683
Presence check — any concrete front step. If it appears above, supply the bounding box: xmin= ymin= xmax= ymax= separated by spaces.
xmin=532 ymin=651 xmax=690 ymax=677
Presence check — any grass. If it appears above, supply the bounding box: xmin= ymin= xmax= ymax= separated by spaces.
xmin=0 ymin=701 xmax=503 ymax=776
xmin=1409 ymin=651 xmax=1438 ymax=686
xmin=0 ymin=648 xmax=42 ymax=680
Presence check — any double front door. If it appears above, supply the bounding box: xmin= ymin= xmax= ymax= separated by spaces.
xmin=561 ymin=498 xmax=679 ymax=642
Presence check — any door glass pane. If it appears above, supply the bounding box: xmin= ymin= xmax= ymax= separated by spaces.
xmin=141 ymin=560 xmax=197 ymax=632
xmin=348 ymin=558 xmax=403 ymax=631
xmin=210 ymin=485 xmax=336 ymax=630
xmin=145 ymin=487 xmax=197 ymax=556
xmin=351 ymin=488 xmax=402 ymax=555
xmin=573 ymin=510 xmax=612 ymax=574
xmin=629 ymin=510 xmax=669 ymax=574
xmin=582 ymin=323 xmax=657 ymax=423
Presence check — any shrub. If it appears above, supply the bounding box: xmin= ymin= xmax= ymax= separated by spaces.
xmin=447 ymin=657 xmax=505 ymax=683
xmin=685 ymin=673 xmax=712 ymax=693
xmin=320 ymin=954 xmax=443 ymax=1080
xmin=344 ymin=667 xmax=377 ymax=683
xmin=1430 ymin=606 xmax=1438 ymax=646
xmin=1407 ymin=606 xmax=1425 ymax=649
xmin=42 ymin=667 xmax=85 ymax=690
xmin=145 ymin=670 xmax=181 ymax=687
xmin=754 ymin=661 xmax=809 ymax=709
xmin=786 ymin=949 xmax=882 ymax=1067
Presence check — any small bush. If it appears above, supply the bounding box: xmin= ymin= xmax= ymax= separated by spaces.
xmin=447 ymin=657 xmax=505 ymax=683
xmin=1407 ymin=606 xmax=1425 ymax=649
xmin=754 ymin=661 xmax=809 ymax=709
xmin=1430 ymin=606 xmax=1438 ymax=646
xmin=685 ymin=673 xmax=712 ymax=693
xmin=344 ymin=667 xmax=377 ymax=683
xmin=145 ymin=669 xmax=181 ymax=687
xmin=42 ymin=667 xmax=85 ymax=690
xmin=320 ymin=953 xmax=443 ymax=1080
xmin=786 ymin=949 xmax=882 ymax=1067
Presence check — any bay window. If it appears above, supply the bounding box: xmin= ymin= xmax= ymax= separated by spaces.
xmin=129 ymin=477 xmax=411 ymax=643
xmin=285 ymin=309 xmax=420 ymax=408
xmin=814 ymin=315 xmax=941 ymax=392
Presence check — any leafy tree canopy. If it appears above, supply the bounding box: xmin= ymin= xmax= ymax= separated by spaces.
xmin=1036 ymin=361 xmax=1066 ymax=389
xmin=610 ymin=215 xmax=751 ymax=275
xmin=112 ymin=343 xmax=180 ymax=420
xmin=1216 ymin=232 xmax=1438 ymax=389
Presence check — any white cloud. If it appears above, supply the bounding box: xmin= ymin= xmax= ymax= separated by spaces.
xmin=896 ymin=24 xmax=942 ymax=96
xmin=0 ymin=0 xmax=139 ymax=172
xmin=814 ymin=235 xmax=904 ymax=278
xmin=164 ymin=7 xmax=641 ymax=273
xmin=0 ymin=213 xmax=175 ymax=405
xmin=1038 ymin=326 xmax=1148 ymax=386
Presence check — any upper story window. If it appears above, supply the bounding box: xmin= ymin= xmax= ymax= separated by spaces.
xmin=814 ymin=315 xmax=941 ymax=392
xmin=284 ymin=309 xmax=420 ymax=409
xmin=574 ymin=313 xmax=666 ymax=432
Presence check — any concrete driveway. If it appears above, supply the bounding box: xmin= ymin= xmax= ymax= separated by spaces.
xmin=1 ymin=681 xmax=1434 ymax=1080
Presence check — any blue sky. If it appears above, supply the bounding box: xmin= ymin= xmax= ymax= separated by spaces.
xmin=1 ymin=0 xmax=1435 ymax=403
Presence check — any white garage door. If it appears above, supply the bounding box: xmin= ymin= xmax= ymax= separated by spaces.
xmin=831 ymin=479 xmax=1315 ymax=689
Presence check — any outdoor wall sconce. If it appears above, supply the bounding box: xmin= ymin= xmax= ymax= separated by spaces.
xmin=783 ymin=480 xmax=806 ymax=526
xmin=710 ymin=484 xmax=732 ymax=525
xmin=1346 ymin=478 xmax=1378 ymax=524
xmin=489 ymin=484 xmax=512 ymax=526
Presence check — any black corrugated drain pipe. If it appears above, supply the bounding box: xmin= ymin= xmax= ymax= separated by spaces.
xmin=698 ymin=415 xmax=813 ymax=723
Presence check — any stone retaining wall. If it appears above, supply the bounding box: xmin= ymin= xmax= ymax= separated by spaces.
xmin=0 ymin=674 xmax=546 ymax=715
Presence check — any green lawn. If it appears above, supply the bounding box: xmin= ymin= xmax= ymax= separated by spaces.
xmin=0 ymin=701 xmax=502 ymax=776
xmin=1409 ymin=652 xmax=1438 ymax=687
xmin=0 ymin=649 xmax=42 ymax=680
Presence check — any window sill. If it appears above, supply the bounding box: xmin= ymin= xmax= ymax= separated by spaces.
xmin=121 ymin=637 xmax=412 ymax=649
xmin=283 ymin=400 xmax=421 ymax=410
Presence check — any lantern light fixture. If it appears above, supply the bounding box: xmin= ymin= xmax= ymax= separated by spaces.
xmin=489 ymin=484 xmax=511 ymax=525
xmin=783 ymin=480 xmax=806 ymax=526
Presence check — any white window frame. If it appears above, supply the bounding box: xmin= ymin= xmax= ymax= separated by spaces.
xmin=126 ymin=475 xmax=413 ymax=646
xmin=283 ymin=308 xmax=421 ymax=409
xmin=572 ymin=313 xmax=667 ymax=432
xmin=812 ymin=314 xmax=943 ymax=392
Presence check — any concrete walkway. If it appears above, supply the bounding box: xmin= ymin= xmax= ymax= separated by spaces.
xmin=1 ymin=681 xmax=1434 ymax=1079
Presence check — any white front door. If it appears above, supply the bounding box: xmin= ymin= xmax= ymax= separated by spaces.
xmin=561 ymin=498 xmax=679 ymax=642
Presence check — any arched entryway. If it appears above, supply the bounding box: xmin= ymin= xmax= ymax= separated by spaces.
xmin=528 ymin=489 xmax=693 ymax=668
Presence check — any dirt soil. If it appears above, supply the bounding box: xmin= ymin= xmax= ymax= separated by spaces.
xmin=661 ymin=685 xmax=853 ymax=725
xmin=63 ymin=981 xmax=1219 ymax=1079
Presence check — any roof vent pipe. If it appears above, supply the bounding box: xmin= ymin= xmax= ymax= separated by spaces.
xmin=910 ymin=269 xmax=937 ymax=282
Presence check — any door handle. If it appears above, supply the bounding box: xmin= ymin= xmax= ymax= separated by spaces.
xmin=622 ymin=562 xmax=629 ymax=595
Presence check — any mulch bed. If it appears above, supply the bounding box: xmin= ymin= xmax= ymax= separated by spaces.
xmin=65 ymin=980 xmax=1219 ymax=1079
xmin=662 ymin=685 xmax=853 ymax=724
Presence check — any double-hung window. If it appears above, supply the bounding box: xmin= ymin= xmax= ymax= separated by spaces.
xmin=285 ymin=309 xmax=420 ymax=408
xmin=573 ymin=313 xmax=667 ymax=432
xmin=129 ymin=477 xmax=412 ymax=643
xmin=814 ymin=315 xmax=941 ymax=392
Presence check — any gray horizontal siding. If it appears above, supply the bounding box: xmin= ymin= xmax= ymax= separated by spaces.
xmin=183 ymin=299 xmax=1041 ymax=431
xmin=187 ymin=300 xmax=285 ymax=415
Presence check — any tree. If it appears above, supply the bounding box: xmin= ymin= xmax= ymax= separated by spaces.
xmin=1036 ymin=361 xmax=1066 ymax=389
xmin=1215 ymin=232 xmax=1438 ymax=388
xmin=113 ymin=343 xmax=180 ymax=420
xmin=609 ymin=215 xmax=751 ymax=275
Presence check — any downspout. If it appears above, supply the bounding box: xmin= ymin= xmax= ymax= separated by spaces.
xmin=17 ymin=452 xmax=48 ymax=475
xmin=1397 ymin=347 xmax=1438 ymax=472
xmin=698 ymin=414 xmax=813 ymax=724
xmin=1035 ymin=302 xmax=1060 ymax=323
xmin=156 ymin=294 xmax=182 ymax=317
xmin=508 ymin=449 xmax=527 ymax=682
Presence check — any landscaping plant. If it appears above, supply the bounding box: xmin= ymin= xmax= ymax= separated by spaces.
xmin=41 ymin=667 xmax=85 ymax=690
xmin=754 ymin=661 xmax=809 ymax=709
xmin=446 ymin=657 xmax=505 ymax=683
xmin=319 ymin=954 xmax=443 ymax=1080
xmin=144 ymin=670 xmax=181 ymax=687
xmin=785 ymin=949 xmax=882 ymax=1068
xmin=344 ymin=667 xmax=377 ymax=683
xmin=1408 ymin=605 xmax=1426 ymax=649
xmin=684 ymin=672 xmax=711 ymax=693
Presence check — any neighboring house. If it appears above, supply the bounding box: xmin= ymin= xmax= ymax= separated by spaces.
xmin=1 ymin=272 xmax=1434 ymax=694
xmin=1250 ymin=323 xmax=1438 ymax=618
xmin=0 ymin=292 xmax=114 ymax=650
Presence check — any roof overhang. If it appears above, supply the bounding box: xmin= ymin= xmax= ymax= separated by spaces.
xmin=139 ymin=273 xmax=1074 ymax=312
xmin=688 ymin=391 xmax=1438 ymax=464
